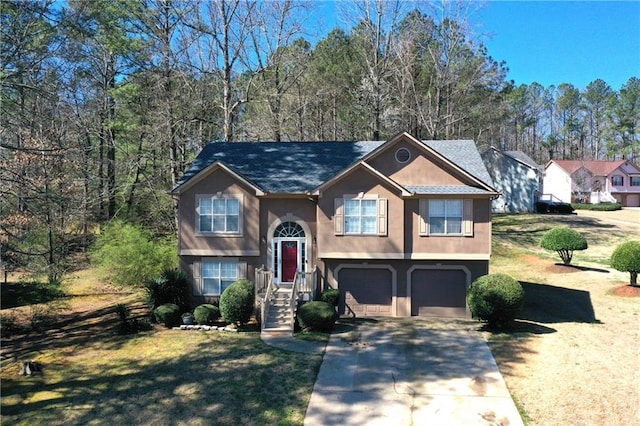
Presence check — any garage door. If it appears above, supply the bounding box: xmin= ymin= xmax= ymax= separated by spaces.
xmin=338 ymin=268 xmax=393 ymax=317
xmin=410 ymin=269 xmax=468 ymax=318
xmin=626 ymin=194 xmax=639 ymax=207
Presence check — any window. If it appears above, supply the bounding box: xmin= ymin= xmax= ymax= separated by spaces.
xmin=345 ymin=198 xmax=378 ymax=234
xmin=198 ymin=195 xmax=241 ymax=234
xmin=611 ymin=176 xmax=624 ymax=186
xmin=631 ymin=176 xmax=640 ymax=186
xmin=334 ymin=195 xmax=387 ymax=236
xmin=419 ymin=199 xmax=473 ymax=236
xmin=429 ymin=199 xmax=463 ymax=234
xmin=202 ymin=260 xmax=237 ymax=295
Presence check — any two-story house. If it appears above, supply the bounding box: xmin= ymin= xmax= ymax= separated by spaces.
xmin=543 ymin=160 xmax=640 ymax=206
xmin=170 ymin=133 xmax=499 ymax=331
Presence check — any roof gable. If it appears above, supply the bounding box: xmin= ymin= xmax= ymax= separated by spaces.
xmin=312 ymin=161 xmax=411 ymax=196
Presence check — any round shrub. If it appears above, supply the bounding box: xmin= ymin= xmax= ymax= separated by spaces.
xmin=153 ymin=303 xmax=181 ymax=328
xmin=540 ymin=227 xmax=588 ymax=265
xmin=220 ymin=280 xmax=255 ymax=325
xmin=297 ymin=301 xmax=338 ymax=332
xmin=321 ymin=288 xmax=340 ymax=307
xmin=194 ymin=304 xmax=220 ymax=324
xmin=610 ymin=240 xmax=640 ymax=286
xmin=467 ymin=273 xmax=524 ymax=328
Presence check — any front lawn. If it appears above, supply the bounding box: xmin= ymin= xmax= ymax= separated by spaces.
xmin=488 ymin=211 xmax=639 ymax=425
xmin=0 ymin=269 xmax=322 ymax=426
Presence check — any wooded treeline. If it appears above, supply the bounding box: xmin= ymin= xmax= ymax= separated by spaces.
xmin=1 ymin=0 xmax=639 ymax=280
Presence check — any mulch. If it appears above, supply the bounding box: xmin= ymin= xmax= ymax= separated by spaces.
xmin=611 ymin=284 xmax=640 ymax=297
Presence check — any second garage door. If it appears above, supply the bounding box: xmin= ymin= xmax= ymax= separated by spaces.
xmin=410 ymin=269 xmax=468 ymax=318
xmin=338 ymin=267 xmax=393 ymax=317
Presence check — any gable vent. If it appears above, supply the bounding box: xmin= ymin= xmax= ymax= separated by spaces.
xmin=395 ymin=148 xmax=411 ymax=163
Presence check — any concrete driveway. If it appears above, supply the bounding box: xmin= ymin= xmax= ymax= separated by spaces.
xmin=304 ymin=318 xmax=523 ymax=426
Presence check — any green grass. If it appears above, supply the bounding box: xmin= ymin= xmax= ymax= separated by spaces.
xmin=492 ymin=213 xmax=633 ymax=268
xmin=1 ymin=329 xmax=322 ymax=425
xmin=293 ymin=330 xmax=331 ymax=343
xmin=571 ymin=202 xmax=622 ymax=211
xmin=1 ymin=279 xmax=66 ymax=309
xmin=1 ymin=268 xmax=322 ymax=426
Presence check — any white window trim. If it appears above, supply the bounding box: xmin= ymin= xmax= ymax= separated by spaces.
xmin=192 ymin=257 xmax=246 ymax=296
xmin=196 ymin=193 xmax=243 ymax=236
xmin=419 ymin=199 xmax=473 ymax=237
xmin=335 ymin=193 xmax=387 ymax=236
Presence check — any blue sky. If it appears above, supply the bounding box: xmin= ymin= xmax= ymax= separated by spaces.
xmin=473 ymin=1 xmax=639 ymax=90
xmin=315 ymin=1 xmax=639 ymax=91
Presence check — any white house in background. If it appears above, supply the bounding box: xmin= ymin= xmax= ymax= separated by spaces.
xmin=543 ymin=160 xmax=640 ymax=207
xmin=481 ymin=147 xmax=542 ymax=213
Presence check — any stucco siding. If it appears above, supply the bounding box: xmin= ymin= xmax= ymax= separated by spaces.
xmin=178 ymin=168 xmax=260 ymax=255
xmin=317 ymin=167 xmax=404 ymax=257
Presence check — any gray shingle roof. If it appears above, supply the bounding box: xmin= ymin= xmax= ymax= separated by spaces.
xmin=405 ymin=185 xmax=495 ymax=195
xmin=172 ymin=139 xmax=494 ymax=194
xmin=504 ymin=150 xmax=542 ymax=170
xmin=423 ymin=140 xmax=495 ymax=187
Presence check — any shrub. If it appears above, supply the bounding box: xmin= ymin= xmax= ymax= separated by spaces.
xmin=321 ymin=288 xmax=340 ymax=307
xmin=153 ymin=303 xmax=181 ymax=328
xmin=540 ymin=227 xmax=588 ymax=265
xmin=145 ymin=269 xmax=190 ymax=312
xmin=610 ymin=240 xmax=640 ymax=286
xmin=467 ymin=273 xmax=524 ymax=329
xmin=297 ymin=301 xmax=338 ymax=332
xmin=194 ymin=304 xmax=221 ymax=324
xmin=220 ymin=280 xmax=255 ymax=325
xmin=91 ymin=221 xmax=177 ymax=287
xmin=114 ymin=303 xmax=152 ymax=334
xmin=571 ymin=202 xmax=622 ymax=211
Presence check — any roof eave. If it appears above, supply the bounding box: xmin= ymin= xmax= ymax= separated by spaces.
xmin=170 ymin=161 xmax=265 ymax=196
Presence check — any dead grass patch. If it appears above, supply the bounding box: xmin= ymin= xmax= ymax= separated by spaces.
xmin=489 ymin=211 xmax=640 ymax=425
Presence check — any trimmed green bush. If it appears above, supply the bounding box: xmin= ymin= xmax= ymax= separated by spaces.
xmin=194 ymin=304 xmax=220 ymax=324
xmin=297 ymin=301 xmax=338 ymax=332
xmin=220 ymin=280 xmax=255 ymax=325
xmin=92 ymin=221 xmax=177 ymax=287
xmin=610 ymin=240 xmax=640 ymax=286
xmin=145 ymin=269 xmax=190 ymax=312
xmin=321 ymin=288 xmax=340 ymax=307
xmin=540 ymin=227 xmax=588 ymax=265
xmin=571 ymin=202 xmax=622 ymax=211
xmin=467 ymin=273 xmax=524 ymax=328
xmin=153 ymin=303 xmax=181 ymax=328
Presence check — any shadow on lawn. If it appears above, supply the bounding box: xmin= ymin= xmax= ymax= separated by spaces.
xmin=518 ymin=281 xmax=598 ymax=324
xmin=1 ymin=328 xmax=321 ymax=425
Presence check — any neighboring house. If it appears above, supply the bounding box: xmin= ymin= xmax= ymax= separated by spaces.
xmin=170 ymin=132 xmax=498 ymax=331
xmin=543 ymin=160 xmax=640 ymax=207
xmin=481 ymin=147 xmax=542 ymax=213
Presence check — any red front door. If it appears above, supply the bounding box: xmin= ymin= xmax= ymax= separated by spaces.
xmin=282 ymin=241 xmax=298 ymax=282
